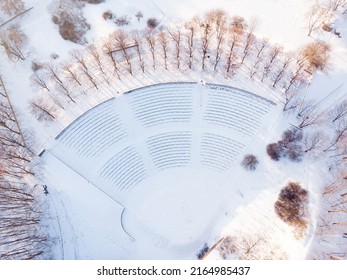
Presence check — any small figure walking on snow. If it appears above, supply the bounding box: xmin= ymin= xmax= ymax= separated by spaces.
xmin=199 ymin=79 xmax=206 ymax=86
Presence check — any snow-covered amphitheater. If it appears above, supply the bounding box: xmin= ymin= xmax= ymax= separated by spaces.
xmin=42 ymin=82 xmax=279 ymax=259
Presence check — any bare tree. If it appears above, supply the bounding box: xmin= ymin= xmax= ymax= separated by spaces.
xmin=297 ymin=103 xmax=324 ymax=128
xmin=0 ymin=178 xmax=46 ymax=260
xmin=283 ymin=90 xmax=300 ymax=111
xmin=325 ymin=119 xmax=347 ymax=151
xmin=284 ymin=52 xmax=308 ymax=93
xmin=272 ymin=53 xmax=293 ymax=87
xmin=207 ymin=9 xmax=227 ymax=71
xmin=200 ymin=14 xmax=214 ymax=70
xmin=326 ymin=0 xmax=347 ymax=14
xmin=61 ymin=63 xmax=83 ymax=87
xmin=256 ymin=38 xmax=269 ymax=58
xmin=184 ymin=17 xmax=199 ymax=69
xmin=240 ymin=18 xmax=258 ymax=64
xmin=112 ymin=30 xmax=133 ymax=75
xmin=0 ymin=25 xmax=27 ymax=61
xmin=0 ymin=0 xmax=25 ymax=16
xmin=330 ymin=100 xmax=347 ymax=123
xmin=225 ymin=26 xmax=242 ymax=73
xmin=102 ymin=40 xmax=121 ymax=79
xmin=158 ymin=29 xmax=169 ymax=69
xmin=31 ymin=73 xmax=50 ymax=92
xmin=0 ymin=75 xmax=27 ymax=149
xmin=306 ymin=3 xmax=326 ymax=36
xmin=145 ymin=29 xmax=157 ymax=69
xmin=130 ymin=30 xmax=145 ymax=73
xmin=168 ymin=26 xmax=182 ymax=69
xmin=213 ymin=23 xmax=226 ymax=71
xmin=261 ymin=45 xmax=282 ymax=82
xmin=303 ymin=131 xmax=327 ymax=153
xmin=86 ymin=45 xmax=109 ymax=84
xmin=45 ymin=64 xmax=75 ymax=103
xmin=70 ymin=50 xmax=99 ymax=90
xmin=29 ymin=97 xmax=57 ymax=122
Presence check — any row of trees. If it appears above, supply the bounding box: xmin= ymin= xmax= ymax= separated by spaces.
xmin=0 ymin=75 xmax=46 ymax=259
xmin=29 ymin=10 xmax=331 ymax=124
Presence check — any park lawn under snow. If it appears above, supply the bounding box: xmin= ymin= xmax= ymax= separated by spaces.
xmin=1 ymin=0 xmax=346 ymax=259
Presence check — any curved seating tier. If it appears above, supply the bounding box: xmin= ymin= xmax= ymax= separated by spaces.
xmin=57 ymin=100 xmax=127 ymax=158
xmin=147 ymin=131 xmax=192 ymax=170
xmin=200 ymin=133 xmax=245 ymax=172
xmin=127 ymin=83 xmax=194 ymax=127
xmin=98 ymin=146 xmax=148 ymax=191
xmin=204 ymin=85 xmax=275 ymax=137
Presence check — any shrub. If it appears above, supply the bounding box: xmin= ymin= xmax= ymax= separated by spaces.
xmin=147 ymin=17 xmax=160 ymax=29
xmin=282 ymin=128 xmax=303 ymax=143
xmin=51 ymin=15 xmax=59 ymax=25
xmin=267 ymin=128 xmax=304 ymax=162
xmin=302 ymin=41 xmax=330 ymax=71
xmin=135 ymin=11 xmax=143 ymax=21
xmin=241 ymin=154 xmax=259 ymax=171
xmin=31 ymin=61 xmax=43 ymax=72
xmin=115 ymin=15 xmax=131 ymax=26
xmin=274 ymin=182 xmax=308 ymax=228
xmin=196 ymin=243 xmax=209 ymax=259
xmin=102 ymin=10 xmax=113 ymax=20
xmin=51 ymin=7 xmax=90 ymax=45
xmin=266 ymin=142 xmax=284 ymax=161
xmin=285 ymin=143 xmax=303 ymax=162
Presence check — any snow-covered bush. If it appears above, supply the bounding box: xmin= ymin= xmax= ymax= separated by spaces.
xmin=267 ymin=128 xmax=304 ymax=162
xmin=50 ymin=0 xmax=91 ymax=45
xmin=135 ymin=11 xmax=144 ymax=21
xmin=274 ymin=182 xmax=309 ymax=235
xmin=241 ymin=154 xmax=259 ymax=171
xmin=266 ymin=142 xmax=283 ymax=161
xmin=102 ymin=10 xmax=114 ymax=21
xmin=147 ymin=17 xmax=160 ymax=29
xmin=115 ymin=15 xmax=131 ymax=26
xmin=31 ymin=61 xmax=44 ymax=72
xmin=282 ymin=128 xmax=303 ymax=143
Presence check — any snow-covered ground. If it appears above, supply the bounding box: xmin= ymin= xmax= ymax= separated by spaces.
xmin=0 ymin=0 xmax=346 ymax=260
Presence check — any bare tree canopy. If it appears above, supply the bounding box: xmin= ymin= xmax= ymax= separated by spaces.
xmin=0 ymin=0 xmax=25 ymax=16
xmin=0 ymin=24 xmax=27 ymax=61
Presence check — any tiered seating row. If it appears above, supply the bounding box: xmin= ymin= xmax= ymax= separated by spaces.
xmin=127 ymin=84 xmax=194 ymax=127
xmin=57 ymin=100 xmax=127 ymax=157
xmin=204 ymin=87 xmax=275 ymax=137
xmin=147 ymin=131 xmax=192 ymax=170
xmin=200 ymin=133 xmax=245 ymax=172
xmin=98 ymin=146 xmax=148 ymax=191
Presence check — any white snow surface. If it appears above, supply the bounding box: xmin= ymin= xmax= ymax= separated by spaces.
xmin=0 ymin=0 xmax=346 ymax=259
